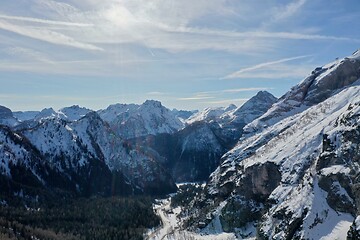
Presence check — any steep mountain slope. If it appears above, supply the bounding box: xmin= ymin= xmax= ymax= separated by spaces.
xmin=0 ymin=110 xmax=177 ymax=203
xmin=21 ymin=112 xmax=176 ymax=195
xmin=132 ymin=121 xmax=226 ymax=182
xmin=184 ymin=50 xmax=360 ymax=239
xmin=105 ymin=100 xmax=184 ymax=139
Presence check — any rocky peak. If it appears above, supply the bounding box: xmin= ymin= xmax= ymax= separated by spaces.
xmin=142 ymin=100 xmax=163 ymax=108
xmin=59 ymin=105 xmax=92 ymax=121
xmin=234 ymin=91 xmax=277 ymax=113
xmin=0 ymin=105 xmax=13 ymax=119
xmin=34 ymin=107 xmax=57 ymax=121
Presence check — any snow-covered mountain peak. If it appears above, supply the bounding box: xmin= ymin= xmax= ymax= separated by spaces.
xmin=106 ymin=100 xmax=184 ymax=139
xmin=220 ymin=91 xmax=277 ymax=125
xmin=58 ymin=105 xmax=92 ymax=121
xmin=34 ymin=107 xmax=58 ymax=121
xmin=97 ymin=103 xmax=138 ymax=123
xmin=142 ymin=99 xmax=162 ymax=108
xmin=234 ymin=91 xmax=276 ymax=113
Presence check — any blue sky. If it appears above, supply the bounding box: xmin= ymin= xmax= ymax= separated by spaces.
xmin=0 ymin=0 xmax=359 ymax=111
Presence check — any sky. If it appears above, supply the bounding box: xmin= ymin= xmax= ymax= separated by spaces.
xmin=0 ymin=0 xmax=359 ymax=111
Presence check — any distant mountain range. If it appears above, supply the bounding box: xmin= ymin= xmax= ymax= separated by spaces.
xmin=0 ymin=85 xmax=276 ymax=203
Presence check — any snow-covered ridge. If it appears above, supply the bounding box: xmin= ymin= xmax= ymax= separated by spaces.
xmin=244 ymin=53 xmax=360 ymax=135
xmin=186 ymin=105 xmax=236 ymax=125
xmin=103 ymin=100 xmax=185 ymax=139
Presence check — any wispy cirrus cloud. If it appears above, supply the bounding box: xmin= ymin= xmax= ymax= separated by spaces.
xmin=177 ymin=87 xmax=269 ymax=102
xmin=0 ymin=14 xmax=93 ymax=27
xmin=4 ymin=46 xmax=53 ymax=63
xmin=0 ymin=20 xmax=102 ymax=51
xmin=202 ymin=98 xmax=249 ymax=105
xmin=177 ymin=96 xmax=215 ymax=101
xmin=223 ymin=55 xmax=312 ymax=79
xmin=271 ymin=0 xmax=307 ymax=22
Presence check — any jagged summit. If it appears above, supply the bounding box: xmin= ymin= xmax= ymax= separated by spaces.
xmin=220 ymin=91 xmax=277 ymax=125
xmin=142 ymin=99 xmax=162 ymax=108
xmin=34 ymin=107 xmax=57 ymax=121
xmin=59 ymin=105 xmax=92 ymax=121
xmin=102 ymin=100 xmax=184 ymax=139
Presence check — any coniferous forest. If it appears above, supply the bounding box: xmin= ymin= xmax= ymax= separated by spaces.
xmin=0 ymin=196 xmax=159 ymax=240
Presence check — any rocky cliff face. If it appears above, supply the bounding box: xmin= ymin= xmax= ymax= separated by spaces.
xmin=183 ymin=51 xmax=360 ymax=239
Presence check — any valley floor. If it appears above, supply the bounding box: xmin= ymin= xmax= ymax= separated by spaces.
xmin=146 ymin=194 xmax=236 ymax=240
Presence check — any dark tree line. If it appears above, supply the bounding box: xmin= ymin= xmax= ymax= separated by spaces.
xmin=0 ymin=196 xmax=160 ymax=240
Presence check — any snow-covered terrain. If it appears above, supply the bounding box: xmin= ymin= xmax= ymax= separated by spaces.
xmin=183 ymin=50 xmax=360 ymax=239
xmin=186 ymin=105 xmax=236 ymax=125
xmin=99 ymin=100 xmax=184 ymax=139
xmin=146 ymin=192 xmax=236 ymax=240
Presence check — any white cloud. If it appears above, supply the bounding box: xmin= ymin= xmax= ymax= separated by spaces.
xmin=224 ymin=63 xmax=313 ymax=79
xmin=0 ymin=20 xmax=102 ymax=51
xmin=177 ymin=96 xmax=215 ymax=101
xmin=0 ymin=0 xmax=358 ymax=79
xmin=4 ymin=46 xmax=53 ymax=63
xmin=224 ymin=55 xmax=311 ymax=79
xmin=0 ymin=14 xmax=93 ymax=27
xmin=202 ymin=98 xmax=249 ymax=105
xmin=272 ymin=0 xmax=307 ymax=22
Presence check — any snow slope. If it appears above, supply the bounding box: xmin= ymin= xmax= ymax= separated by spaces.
xmin=186 ymin=105 xmax=235 ymax=125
